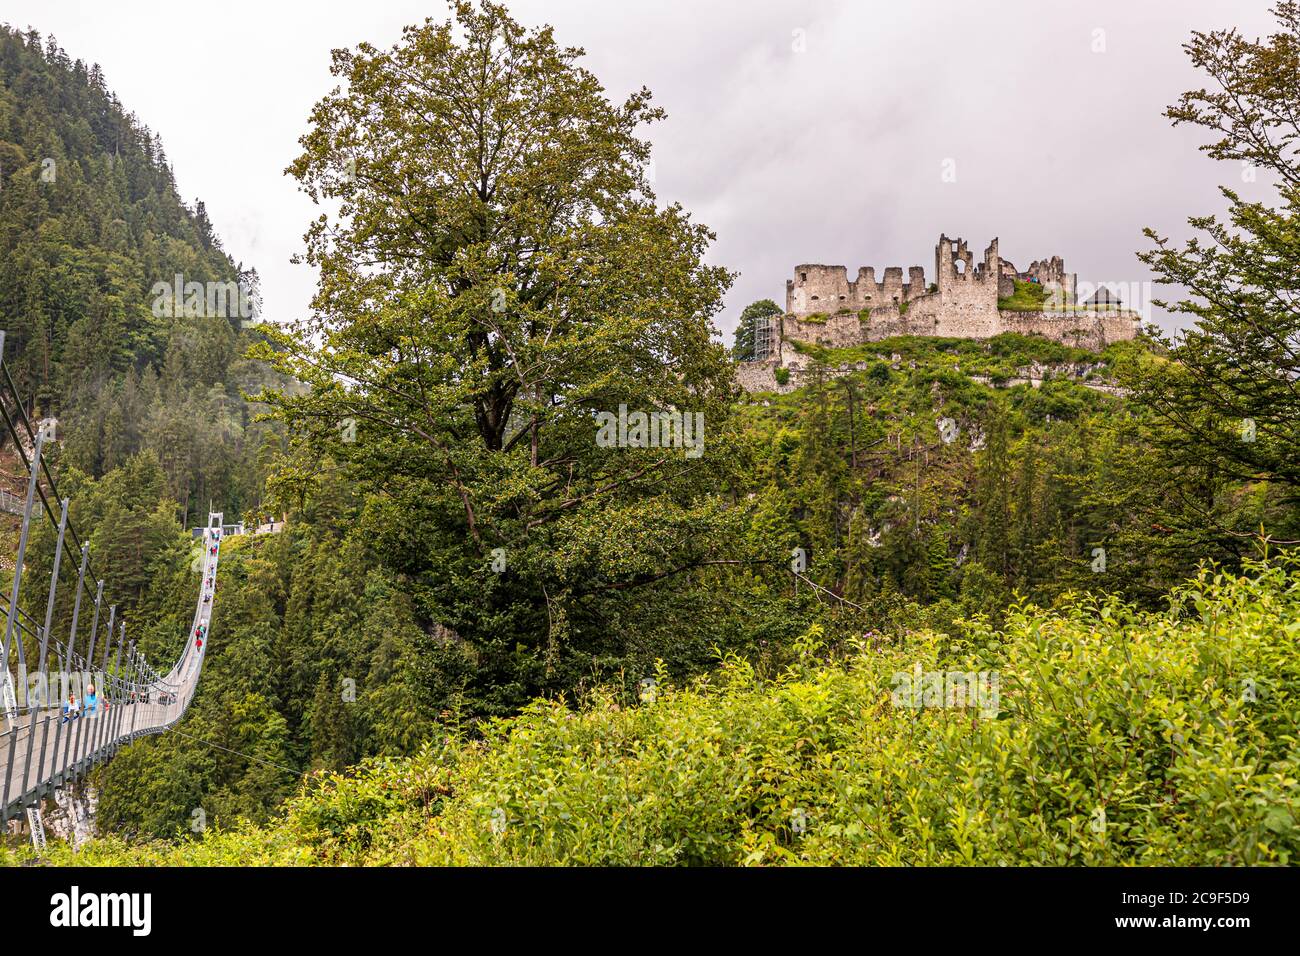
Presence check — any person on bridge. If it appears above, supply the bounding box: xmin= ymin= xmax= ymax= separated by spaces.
xmin=83 ymin=683 xmax=98 ymax=716
xmin=61 ymin=693 xmax=79 ymax=723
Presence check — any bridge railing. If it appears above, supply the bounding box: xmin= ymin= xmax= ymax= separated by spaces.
xmin=0 ymin=331 xmax=223 ymax=846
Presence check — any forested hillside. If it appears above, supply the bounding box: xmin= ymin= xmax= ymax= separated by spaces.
xmin=0 ymin=25 xmax=287 ymax=525
xmin=739 ymin=332 xmax=1299 ymax=620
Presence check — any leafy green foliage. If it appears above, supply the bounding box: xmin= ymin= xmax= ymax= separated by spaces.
xmin=731 ymin=299 xmax=781 ymax=361
xmin=34 ymin=561 xmax=1300 ymax=866
xmin=1132 ymin=2 xmax=1300 ymax=498
xmin=2 ymin=4 xmax=1297 ymax=868
xmin=251 ymin=1 xmax=766 ymax=721
xmin=997 ymin=279 xmax=1049 ymax=311
xmin=87 ymin=517 xmax=440 ymax=838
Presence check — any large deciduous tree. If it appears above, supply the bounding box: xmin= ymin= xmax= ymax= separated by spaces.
xmin=1134 ymin=3 xmax=1300 ymax=519
xmin=257 ymin=1 xmax=757 ymax=715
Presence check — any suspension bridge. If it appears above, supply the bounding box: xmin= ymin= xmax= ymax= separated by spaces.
xmin=0 ymin=331 xmax=224 ymax=851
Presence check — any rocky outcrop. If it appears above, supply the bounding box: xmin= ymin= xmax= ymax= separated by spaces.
xmin=46 ymin=781 xmax=98 ymax=849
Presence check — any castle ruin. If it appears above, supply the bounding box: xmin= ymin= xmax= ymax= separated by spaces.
xmin=737 ymin=234 xmax=1138 ymax=392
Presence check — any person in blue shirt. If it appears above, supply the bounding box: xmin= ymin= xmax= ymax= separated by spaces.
xmin=83 ymin=682 xmax=98 ymax=716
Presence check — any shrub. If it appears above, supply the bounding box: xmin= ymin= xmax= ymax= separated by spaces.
xmin=998 ymin=279 xmax=1050 ymax=311
xmin=27 ymin=561 xmax=1299 ymax=867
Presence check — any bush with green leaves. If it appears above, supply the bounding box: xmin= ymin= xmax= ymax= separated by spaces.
xmin=19 ymin=559 xmax=1296 ymax=867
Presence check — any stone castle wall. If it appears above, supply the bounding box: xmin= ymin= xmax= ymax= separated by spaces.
xmin=737 ymin=232 xmax=1139 ymax=393
xmin=773 ymin=233 xmax=1134 ymax=354
xmin=786 ymin=264 xmax=927 ymax=315
xmin=993 ymin=310 xmax=1136 ymax=352
xmin=774 ymin=306 xmax=1135 ymax=354
xmin=735 ymin=357 xmax=782 ymax=393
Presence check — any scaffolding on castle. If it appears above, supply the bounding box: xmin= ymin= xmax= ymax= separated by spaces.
xmin=753 ymin=316 xmax=776 ymax=361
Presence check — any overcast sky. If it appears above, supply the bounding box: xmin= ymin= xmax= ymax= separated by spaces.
xmin=2 ymin=0 xmax=1284 ymax=337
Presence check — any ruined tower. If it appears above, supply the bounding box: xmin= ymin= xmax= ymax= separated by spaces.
xmin=930 ymin=234 xmax=1002 ymax=337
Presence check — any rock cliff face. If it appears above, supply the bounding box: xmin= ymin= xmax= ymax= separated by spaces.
xmin=46 ymin=782 xmax=98 ymax=849
xmin=737 ymin=353 xmax=1126 ymax=397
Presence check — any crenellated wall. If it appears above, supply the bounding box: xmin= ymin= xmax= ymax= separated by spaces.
xmin=786 ymin=262 xmax=928 ymax=316
xmin=772 ymin=233 xmax=1135 ymax=358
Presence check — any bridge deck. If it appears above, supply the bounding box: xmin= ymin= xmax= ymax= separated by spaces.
xmin=0 ymin=527 xmax=220 ymax=820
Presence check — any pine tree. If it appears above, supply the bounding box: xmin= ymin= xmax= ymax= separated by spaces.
xmin=972 ymin=404 xmax=1012 ymax=578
